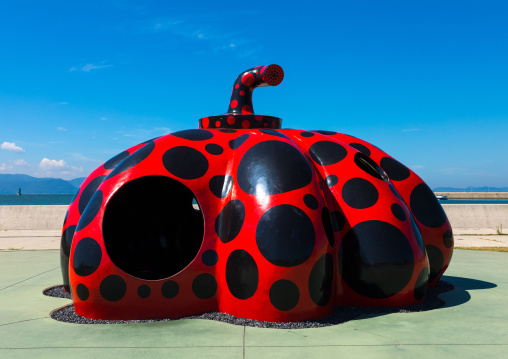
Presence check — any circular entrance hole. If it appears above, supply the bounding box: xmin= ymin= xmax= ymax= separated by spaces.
xmin=103 ymin=175 xmax=204 ymax=280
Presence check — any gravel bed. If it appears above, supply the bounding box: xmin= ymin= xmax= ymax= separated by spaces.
xmin=43 ymin=285 xmax=71 ymax=299
xmin=48 ymin=281 xmax=453 ymax=328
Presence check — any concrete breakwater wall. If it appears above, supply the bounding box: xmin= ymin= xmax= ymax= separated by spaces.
xmin=441 ymin=204 xmax=507 ymax=229
xmin=1 ymin=204 xmax=507 ymax=231
xmin=434 ymin=192 xmax=508 ymax=200
xmin=0 ymin=205 xmax=67 ymax=230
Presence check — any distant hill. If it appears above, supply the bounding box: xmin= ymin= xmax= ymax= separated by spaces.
xmin=433 ymin=186 xmax=508 ymax=192
xmin=67 ymin=177 xmax=86 ymax=188
xmin=0 ymin=174 xmax=83 ymax=194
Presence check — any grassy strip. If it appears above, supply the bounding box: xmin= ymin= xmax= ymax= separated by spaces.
xmin=455 ymin=246 xmax=508 ymax=252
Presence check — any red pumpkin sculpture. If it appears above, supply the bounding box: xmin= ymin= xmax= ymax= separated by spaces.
xmin=60 ymin=64 xmax=453 ymax=322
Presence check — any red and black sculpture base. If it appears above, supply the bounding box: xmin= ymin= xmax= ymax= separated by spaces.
xmin=60 ymin=65 xmax=453 ymax=322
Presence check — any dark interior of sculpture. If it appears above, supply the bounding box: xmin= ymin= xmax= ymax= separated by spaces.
xmin=102 ymin=175 xmax=204 ymax=280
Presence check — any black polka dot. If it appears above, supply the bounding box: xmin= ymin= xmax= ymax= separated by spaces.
xmin=410 ymin=215 xmax=425 ymax=253
xmin=303 ymin=194 xmax=318 ymax=210
xmin=226 ymin=249 xmax=259 ymax=300
xmin=161 ymin=281 xmax=179 ymax=298
xmin=192 ymin=274 xmax=217 ymax=299
xmin=410 ymin=183 xmax=447 ymax=228
xmin=78 ymin=175 xmax=106 ymax=215
xmin=60 ymin=225 xmax=76 ymax=291
xmin=326 ymin=175 xmax=338 ymax=187
xmin=100 ymin=275 xmax=127 ymax=302
xmin=107 ymin=141 xmax=155 ymax=179
xmin=215 ymin=200 xmax=245 ymax=243
xmin=349 ymin=142 xmax=371 ymax=156
xmin=426 ymin=245 xmax=444 ymax=282
xmin=76 ymin=190 xmax=103 ymax=231
xmin=380 ymin=157 xmax=410 ymax=181
xmin=391 ymin=203 xmax=406 ymax=221
xmin=321 ymin=207 xmax=335 ymax=247
xmin=269 ymin=280 xmax=300 ymax=311
xmin=163 ymin=146 xmax=209 ymax=180
xmin=300 ymin=131 xmax=314 ymax=137
xmin=137 ymin=285 xmax=151 ymax=299
xmin=443 ymin=230 xmax=453 ymax=248
xmin=314 ymin=130 xmax=337 ymax=136
xmin=259 ymin=129 xmax=290 ymax=139
xmin=338 ymin=220 xmax=414 ymax=298
xmin=309 ymin=141 xmax=347 ymax=166
xmin=229 ymin=134 xmax=249 ymax=149
xmin=309 ymin=253 xmax=334 ymax=306
xmin=219 ymin=129 xmax=237 ymax=133
xmin=237 ymin=141 xmax=312 ymax=195
xmin=205 ymin=143 xmax=223 ymax=155
xmin=76 ymin=284 xmax=89 ymax=301
xmin=172 ymin=129 xmax=214 ymax=141
xmin=256 ymin=204 xmax=315 ymax=267
xmin=354 ymin=153 xmax=388 ymax=181
xmin=331 ymin=211 xmax=346 ymax=232
xmin=73 ymin=237 xmax=102 ymax=276
xmin=60 ymin=225 xmax=76 ymax=257
xmin=414 ymin=267 xmax=429 ymax=300
xmin=202 ymin=250 xmax=218 ymax=266
xmin=209 ymin=175 xmax=233 ymax=198
xmin=342 ymin=178 xmax=379 ymax=209
xmin=103 ymin=150 xmax=129 ymax=170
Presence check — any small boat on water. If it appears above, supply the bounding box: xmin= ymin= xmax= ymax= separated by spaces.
xmin=436 ymin=195 xmax=447 ymax=200
xmin=17 ymin=188 xmax=22 ymax=196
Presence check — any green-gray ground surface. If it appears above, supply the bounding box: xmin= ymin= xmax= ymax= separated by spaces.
xmin=0 ymin=249 xmax=506 ymax=358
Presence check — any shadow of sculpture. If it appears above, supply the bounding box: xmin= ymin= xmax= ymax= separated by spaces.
xmin=438 ymin=275 xmax=497 ymax=309
xmin=47 ymin=276 xmax=495 ymax=329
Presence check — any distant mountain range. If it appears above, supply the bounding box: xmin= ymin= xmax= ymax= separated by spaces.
xmin=1 ymin=173 xmax=506 ymax=194
xmin=0 ymin=174 xmax=86 ymax=194
xmin=433 ymin=186 xmax=508 ymax=192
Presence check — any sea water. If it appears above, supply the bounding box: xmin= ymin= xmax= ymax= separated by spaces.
xmin=0 ymin=194 xmax=76 ymax=205
xmin=0 ymin=194 xmax=507 ymax=205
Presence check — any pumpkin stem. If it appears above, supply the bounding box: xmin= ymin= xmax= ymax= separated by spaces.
xmin=227 ymin=64 xmax=284 ymax=115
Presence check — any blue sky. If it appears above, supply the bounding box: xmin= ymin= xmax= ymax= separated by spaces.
xmin=0 ymin=0 xmax=507 ymax=189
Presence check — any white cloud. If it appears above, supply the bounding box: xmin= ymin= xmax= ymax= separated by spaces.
xmin=100 ymin=117 xmax=108 ymax=120
xmin=13 ymin=159 xmax=29 ymax=167
xmin=402 ymin=129 xmax=420 ymax=132
xmin=39 ymin=158 xmax=67 ymax=170
xmin=58 ymin=102 xmax=68 ymax=105
xmin=70 ymin=64 xmax=113 ymax=72
xmin=56 ymin=127 xmax=67 ymax=131
xmin=70 ymin=153 xmax=98 ymax=162
xmin=0 ymin=163 xmax=13 ymax=171
xmin=38 ymin=158 xmax=83 ymax=177
xmin=1 ymin=142 xmax=25 ymax=153
xmin=149 ymin=17 xmax=258 ymax=58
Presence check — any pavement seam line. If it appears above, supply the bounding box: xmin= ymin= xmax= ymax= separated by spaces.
xmin=0 ymin=317 xmax=49 ymax=327
xmin=1 ymin=344 xmax=508 ymax=349
xmin=243 ymin=325 xmax=246 ymax=359
xmin=0 ymin=266 xmax=59 ymax=292
xmin=343 ymin=324 xmax=402 ymax=345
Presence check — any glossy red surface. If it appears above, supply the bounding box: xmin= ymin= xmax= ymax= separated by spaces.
xmin=60 ymin=65 xmax=453 ymax=322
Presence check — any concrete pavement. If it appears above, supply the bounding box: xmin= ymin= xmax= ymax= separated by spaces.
xmin=0 ymin=249 xmax=507 ymax=358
